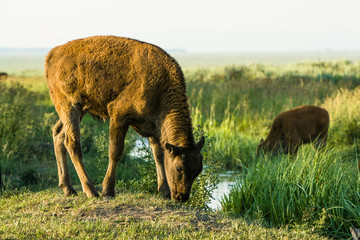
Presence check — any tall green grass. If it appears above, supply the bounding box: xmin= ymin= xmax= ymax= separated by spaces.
xmin=187 ymin=61 xmax=360 ymax=167
xmin=221 ymin=147 xmax=360 ymax=238
xmin=322 ymin=87 xmax=360 ymax=146
xmin=186 ymin=61 xmax=360 ymax=238
xmin=187 ymin=60 xmax=360 ymax=122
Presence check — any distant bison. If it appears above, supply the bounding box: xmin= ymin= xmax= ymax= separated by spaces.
xmin=0 ymin=72 xmax=8 ymax=80
xmin=257 ymin=105 xmax=329 ymax=155
xmin=45 ymin=36 xmax=204 ymax=202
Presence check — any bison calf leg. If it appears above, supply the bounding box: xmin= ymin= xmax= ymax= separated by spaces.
xmin=149 ymin=137 xmax=170 ymax=198
xmin=61 ymin=107 xmax=99 ymax=198
xmin=53 ymin=120 xmax=77 ymax=196
xmin=102 ymin=121 xmax=128 ymax=197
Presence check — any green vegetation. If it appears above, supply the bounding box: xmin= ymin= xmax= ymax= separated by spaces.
xmin=187 ymin=61 xmax=360 ymax=167
xmin=185 ymin=61 xmax=360 ymax=238
xmin=1 ymin=58 xmax=360 ymax=238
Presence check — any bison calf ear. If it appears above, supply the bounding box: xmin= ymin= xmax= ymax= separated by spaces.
xmin=165 ymin=143 xmax=183 ymax=155
xmin=197 ymin=136 xmax=205 ymax=150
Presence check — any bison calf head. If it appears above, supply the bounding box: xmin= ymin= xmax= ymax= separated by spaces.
xmin=164 ymin=136 xmax=205 ymax=202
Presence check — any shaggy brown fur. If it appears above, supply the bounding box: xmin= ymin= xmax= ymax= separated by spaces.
xmin=257 ymin=105 xmax=329 ymax=155
xmin=45 ymin=36 xmax=204 ymax=202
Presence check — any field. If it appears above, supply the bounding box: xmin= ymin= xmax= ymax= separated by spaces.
xmin=1 ymin=52 xmax=360 ymax=239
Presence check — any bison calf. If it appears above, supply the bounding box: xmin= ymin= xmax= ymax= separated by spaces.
xmin=45 ymin=36 xmax=204 ymax=202
xmin=257 ymin=105 xmax=329 ymax=155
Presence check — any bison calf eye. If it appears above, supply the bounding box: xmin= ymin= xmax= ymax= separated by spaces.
xmin=176 ymin=166 xmax=183 ymax=173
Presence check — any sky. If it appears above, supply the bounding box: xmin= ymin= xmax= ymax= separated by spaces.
xmin=1 ymin=0 xmax=360 ymax=52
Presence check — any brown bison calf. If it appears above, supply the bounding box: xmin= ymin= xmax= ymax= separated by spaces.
xmin=45 ymin=36 xmax=204 ymax=202
xmin=257 ymin=105 xmax=329 ymax=155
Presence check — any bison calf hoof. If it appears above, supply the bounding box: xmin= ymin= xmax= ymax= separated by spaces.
xmin=84 ymin=190 xmax=100 ymax=198
xmin=82 ymin=182 xmax=100 ymax=198
xmin=102 ymin=189 xmax=115 ymax=198
xmin=158 ymin=184 xmax=170 ymax=199
xmin=62 ymin=186 xmax=78 ymax=196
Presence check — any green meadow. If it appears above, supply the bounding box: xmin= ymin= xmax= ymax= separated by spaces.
xmin=0 ymin=53 xmax=360 ymax=239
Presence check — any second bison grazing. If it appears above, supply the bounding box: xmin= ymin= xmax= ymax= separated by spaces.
xmin=257 ymin=105 xmax=329 ymax=155
xmin=45 ymin=36 xmax=204 ymax=202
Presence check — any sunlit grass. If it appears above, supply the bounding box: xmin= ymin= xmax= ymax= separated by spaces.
xmin=221 ymin=146 xmax=360 ymax=239
xmin=0 ymin=187 xmax=328 ymax=239
xmin=188 ymin=61 xmax=360 ymax=167
xmin=1 ymin=59 xmax=360 ymax=238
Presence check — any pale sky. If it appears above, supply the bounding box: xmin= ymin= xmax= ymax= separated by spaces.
xmin=1 ymin=0 xmax=360 ymax=52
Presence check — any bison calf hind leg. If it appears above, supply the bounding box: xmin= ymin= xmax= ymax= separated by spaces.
xmin=61 ymin=106 xmax=99 ymax=198
xmin=53 ymin=120 xmax=77 ymax=196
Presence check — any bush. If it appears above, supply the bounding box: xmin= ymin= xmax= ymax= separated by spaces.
xmin=0 ymin=83 xmax=40 ymax=161
xmin=0 ymin=81 xmax=62 ymax=191
xmin=0 ymin=82 xmax=56 ymax=190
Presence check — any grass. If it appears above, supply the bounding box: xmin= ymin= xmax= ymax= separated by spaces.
xmin=221 ymin=147 xmax=360 ymax=239
xmin=187 ymin=61 xmax=360 ymax=168
xmin=189 ymin=60 xmax=360 ymax=238
xmin=0 ymin=187 xmax=329 ymax=239
xmin=1 ymin=58 xmax=360 ymax=238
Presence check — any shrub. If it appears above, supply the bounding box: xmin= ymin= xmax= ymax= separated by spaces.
xmin=0 ymin=83 xmax=39 ymax=161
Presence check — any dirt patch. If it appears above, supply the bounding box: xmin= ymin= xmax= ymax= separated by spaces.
xmin=76 ymin=202 xmax=227 ymax=231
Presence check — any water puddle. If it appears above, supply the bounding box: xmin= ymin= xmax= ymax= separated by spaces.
xmin=209 ymin=170 xmax=240 ymax=210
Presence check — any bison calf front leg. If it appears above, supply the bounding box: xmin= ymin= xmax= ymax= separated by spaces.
xmin=149 ymin=137 xmax=170 ymax=198
xmin=102 ymin=121 xmax=128 ymax=197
